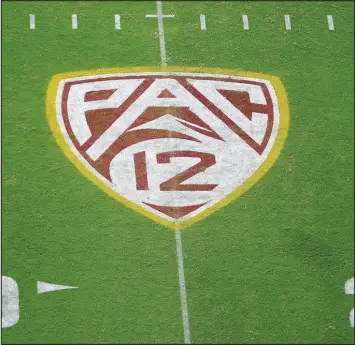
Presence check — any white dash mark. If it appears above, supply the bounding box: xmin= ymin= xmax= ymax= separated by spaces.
xmin=29 ymin=14 xmax=35 ymax=30
xmin=1 ymin=276 xmax=20 ymax=328
xmin=115 ymin=14 xmax=121 ymax=30
xmin=145 ymin=14 xmax=174 ymax=18
xmin=200 ymin=14 xmax=206 ymax=31
xmin=72 ymin=14 xmax=78 ymax=30
xmin=242 ymin=14 xmax=249 ymax=30
xmin=327 ymin=15 xmax=334 ymax=31
xmin=285 ymin=15 xmax=291 ymax=30
xmin=175 ymin=230 xmax=191 ymax=344
xmin=37 ymin=281 xmax=78 ymax=294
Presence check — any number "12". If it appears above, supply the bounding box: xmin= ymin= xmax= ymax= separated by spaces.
xmin=133 ymin=150 xmax=217 ymax=191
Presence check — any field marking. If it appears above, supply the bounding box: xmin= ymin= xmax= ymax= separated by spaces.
xmin=200 ymin=14 xmax=206 ymax=30
xmin=115 ymin=14 xmax=121 ymax=30
xmin=327 ymin=15 xmax=334 ymax=31
xmin=284 ymin=15 xmax=291 ymax=30
xmin=145 ymin=14 xmax=175 ymax=18
xmin=29 ymin=14 xmax=35 ymax=29
xmin=37 ymin=281 xmax=78 ymax=294
xmin=345 ymin=278 xmax=354 ymax=327
xmin=145 ymin=1 xmax=174 ymax=67
xmin=1 ymin=276 xmax=20 ymax=328
xmin=47 ymin=67 xmax=289 ymax=231
xmin=154 ymin=0 xmax=191 ymax=342
xmin=72 ymin=14 xmax=78 ymax=30
xmin=242 ymin=14 xmax=249 ymax=30
xmin=175 ymin=230 xmax=191 ymax=344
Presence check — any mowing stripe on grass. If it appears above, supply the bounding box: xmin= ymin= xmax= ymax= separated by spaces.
xmin=285 ymin=15 xmax=291 ymax=30
xmin=200 ymin=14 xmax=206 ymax=31
xmin=115 ymin=14 xmax=121 ymax=30
xmin=72 ymin=14 xmax=78 ymax=30
xmin=242 ymin=14 xmax=249 ymax=30
xmin=29 ymin=14 xmax=35 ymax=29
xmin=327 ymin=15 xmax=334 ymax=30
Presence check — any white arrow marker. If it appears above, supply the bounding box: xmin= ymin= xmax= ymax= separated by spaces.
xmin=37 ymin=281 xmax=78 ymax=294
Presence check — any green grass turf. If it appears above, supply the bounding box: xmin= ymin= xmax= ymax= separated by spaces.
xmin=2 ymin=1 xmax=354 ymax=344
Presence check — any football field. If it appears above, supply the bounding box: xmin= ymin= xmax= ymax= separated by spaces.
xmin=1 ymin=1 xmax=354 ymax=344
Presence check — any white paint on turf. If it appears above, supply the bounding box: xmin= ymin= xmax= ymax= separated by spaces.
xmin=72 ymin=14 xmax=78 ymax=30
xmin=284 ymin=15 xmax=291 ymax=30
xmin=145 ymin=14 xmax=175 ymax=18
xmin=1 ymin=276 xmax=20 ymax=328
xmin=60 ymin=73 xmax=278 ymax=225
xmin=327 ymin=15 xmax=334 ymax=31
xmin=175 ymin=230 xmax=191 ymax=344
xmin=29 ymin=14 xmax=35 ymax=29
xmin=156 ymin=0 xmax=167 ymax=67
xmin=145 ymin=1 xmax=174 ymax=66
xmin=345 ymin=278 xmax=354 ymax=328
xmin=155 ymin=1 xmax=191 ymax=342
xmin=200 ymin=14 xmax=206 ymax=31
xmin=37 ymin=281 xmax=78 ymax=294
xmin=115 ymin=14 xmax=121 ymax=30
xmin=345 ymin=277 xmax=354 ymax=295
xmin=242 ymin=14 xmax=249 ymax=30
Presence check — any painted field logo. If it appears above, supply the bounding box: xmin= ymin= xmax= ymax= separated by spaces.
xmin=47 ymin=67 xmax=289 ymax=229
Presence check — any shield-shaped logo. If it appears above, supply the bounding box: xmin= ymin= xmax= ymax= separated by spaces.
xmin=47 ymin=67 xmax=289 ymax=229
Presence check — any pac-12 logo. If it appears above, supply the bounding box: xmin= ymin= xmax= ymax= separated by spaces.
xmin=47 ymin=67 xmax=289 ymax=229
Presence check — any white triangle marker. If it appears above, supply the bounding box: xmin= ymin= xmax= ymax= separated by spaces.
xmin=37 ymin=281 xmax=78 ymax=294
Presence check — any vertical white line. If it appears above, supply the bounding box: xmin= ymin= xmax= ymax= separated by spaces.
xmin=175 ymin=230 xmax=191 ymax=344
xmin=200 ymin=14 xmax=206 ymax=31
xmin=72 ymin=14 xmax=78 ymax=30
xmin=327 ymin=15 xmax=334 ymax=31
xmin=155 ymin=1 xmax=191 ymax=342
xmin=284 ymin=15 xmax=291 ymax=30
xmin=115 ymin=14 xmax=121 ymax=30
xmin=156 ymin=0 xmax=167 ymax=67
xmin=29 ymin=14 xmax=35 ymax=30
xmin=242 ymin=14 xmax=249 ymax=30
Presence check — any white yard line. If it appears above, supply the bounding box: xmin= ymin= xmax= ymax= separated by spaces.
xmin=242 ymin=14 xmax=249 ymax=30
xmin=115 ymin=14 xmax=121 ymax=30
xmin=284 ymin=15 xmax=291 ymax=30
xmin=156 ymin=0 xmax=168 ymax=67
xmin=72 ymin=14 xmax=78 ymax=30
xmin=29 ymin=14 xmax=35 ymax=29
xmin=175 ymin=230 xmax=191 ymax=344
xmin=152 ymin=1 xmax=191 ymax=343
xmin=327 ymin=15 xmax=334 ymax=31
xmin=200 ymin=14 xmax=206 ymax=31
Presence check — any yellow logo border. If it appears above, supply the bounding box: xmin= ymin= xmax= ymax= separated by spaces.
xmin=46 ymin=66 xmax=290 ymax=230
